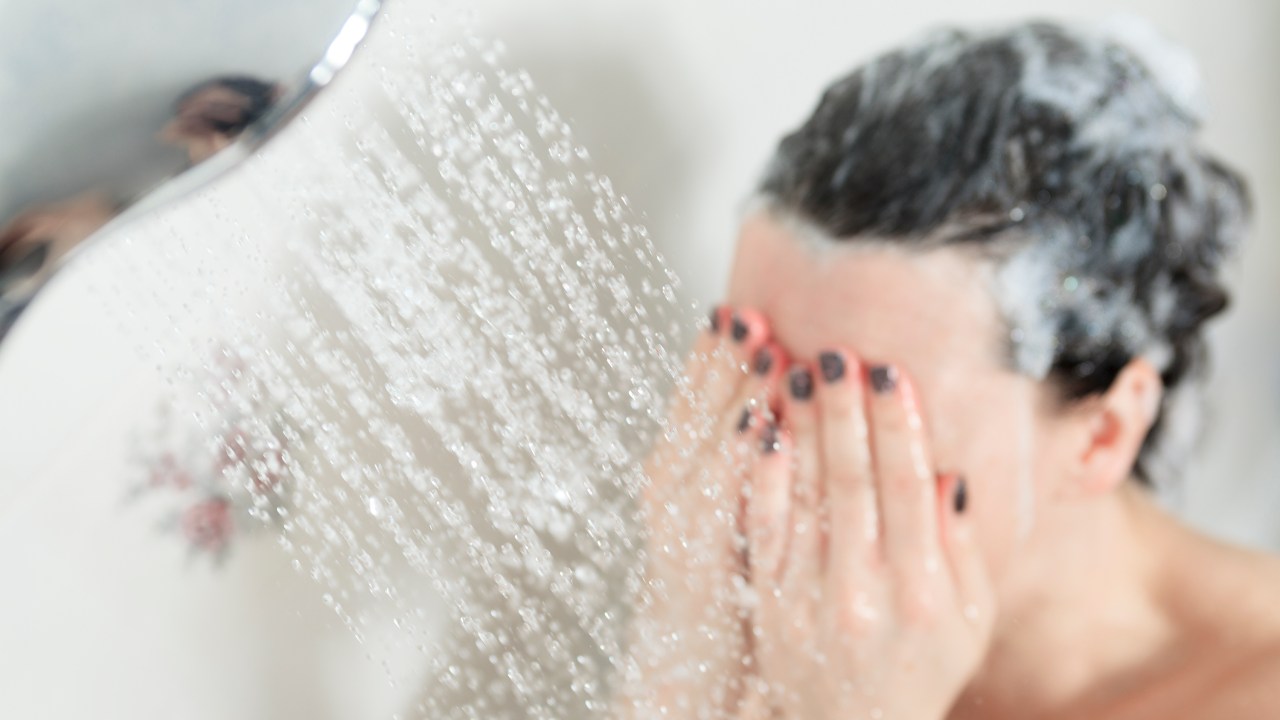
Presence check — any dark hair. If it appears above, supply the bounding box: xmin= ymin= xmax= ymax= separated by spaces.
xmin=757 ymin=21 xmax=1251 ymax=487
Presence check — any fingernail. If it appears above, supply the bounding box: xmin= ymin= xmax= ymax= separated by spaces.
xmin=753 ymin=347 xmax=774 ymax=376
xmin=789 ymin=367 xmax=813 ymax=401
xmin=737 ymin=407 xmax=752 ymax=433
xmin=953 ymin=476 xmax=969 ymax=514
xmin=761 ymin=423 xmax=780 ymax=454
xmin=708 ymin=307 xmax=722 ymax=334
xmin=869 ymin=364 xmax=898 ymax=394
xmin=731 ymin=315 xmax=749 ymax=342
xmin=819 ymin=351 xmax=845 ymax=383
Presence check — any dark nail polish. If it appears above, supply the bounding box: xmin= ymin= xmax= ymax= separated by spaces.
xmin=708 ymin=307 xmax=721 ymax=334
xmin=761 ymin=423 xmax=780 ymax=454
xmin=731 ymin=315 xmax=749 ymax=342
xmin=753 ymin=347 xmax=773 ymax=376
xmin=737 ymin=407 xmax=752 ymax=433
xmin=869 ymin=364 xmax=898 ymax=394
xmin=953 ymin=476 xmax=968 ymax=514
xmin=789 ymin=368 xmax=814 ymax=401
xmin=819 ymin=352 xmax=845 ymax=383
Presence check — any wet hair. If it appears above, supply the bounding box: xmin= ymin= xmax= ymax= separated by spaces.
xmin=756 ymin=21 xmax=1251 ymax=487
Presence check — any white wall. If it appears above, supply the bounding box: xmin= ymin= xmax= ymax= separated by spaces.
xmin=1 ymin=1 xmax=1276 ymax=718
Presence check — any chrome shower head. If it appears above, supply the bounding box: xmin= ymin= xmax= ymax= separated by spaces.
xmin=0 ymin=0 xmax=384 ymax=346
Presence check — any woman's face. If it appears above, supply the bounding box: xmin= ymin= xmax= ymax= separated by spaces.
xmin=725 ymin=210 xmax=1064 ymax=584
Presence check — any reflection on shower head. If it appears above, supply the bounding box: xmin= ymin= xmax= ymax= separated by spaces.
xmin=159 ymin=76 xmax=285 ymax=165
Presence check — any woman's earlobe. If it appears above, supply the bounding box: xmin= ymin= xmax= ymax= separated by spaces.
xmin=1039 ymin=396 xmax=1104 ymax=502
xmin=1078 ymin=406 xmax=1129 ymax=495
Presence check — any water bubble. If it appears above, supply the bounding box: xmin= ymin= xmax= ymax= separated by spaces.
xmin=964 ymin=603 xmax=981 ymax=623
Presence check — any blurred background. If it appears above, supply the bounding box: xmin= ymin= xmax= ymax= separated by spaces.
xmin=0 ymin=0 xmax=1276 ymax=717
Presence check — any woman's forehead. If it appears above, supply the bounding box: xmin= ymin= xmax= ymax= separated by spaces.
xmin=726 ymin=212 xmax=1008 ymax=376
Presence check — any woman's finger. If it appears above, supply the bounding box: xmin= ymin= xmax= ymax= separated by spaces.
xmin=669 ymin=307 xmax=770 ymax=447
xmin=939 ymin=473 xmax=996 ymax=633
xmin=751 ymin=340 xmax=791 ymax=418
xmin=675 ymin=305 xmax=727 ymax=395
xmin=715 ymin=339 xmax=785 ymax=447
xmin=662 ymin=309 xmax=727 ymax=461
xmin=697 ymin=316 xmax=780 ymax=548
xmin=747 ymin=421 xmax=793 ymax=584
xmin=813 ymin=348 xmax=877 ymax=586
xmin=710 ymin=307 xmax=772 ymax=416
xmin=865 ymin=363 xmax=944 ymax=585
xmin=779 ymin=362 xmax=823 ymax=586
xmin=668 ymin=307 xmax=735 ymax=426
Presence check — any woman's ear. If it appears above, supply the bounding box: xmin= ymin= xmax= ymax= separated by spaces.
xmin=1061 ymin=357 xmax=1164 ymax=498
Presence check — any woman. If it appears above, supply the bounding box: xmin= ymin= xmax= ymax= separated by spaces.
xmin=619 ymin=21 xmax=1280 ymax=720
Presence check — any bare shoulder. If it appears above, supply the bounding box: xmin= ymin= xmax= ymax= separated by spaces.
xmin=1183 ymin=633 xmax=1280 ymax=718
xmin=1162 ymin=530 xmax=1280 ymax=717
xmin=1179 ymin=529 xmax=1280 ymax=637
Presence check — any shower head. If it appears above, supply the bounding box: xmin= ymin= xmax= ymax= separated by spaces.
xmin=0 ymin=0 xmax=384 ymax=347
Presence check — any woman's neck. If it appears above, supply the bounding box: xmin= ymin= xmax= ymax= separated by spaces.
xmin=949 ymin=483 xmax=1186 ymax=719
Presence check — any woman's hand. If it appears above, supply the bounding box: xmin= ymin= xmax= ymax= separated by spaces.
xmin=742 ymin=348 xmax=996 ymax=720
xmin=615 ymin=306 xmax=786 ymax=719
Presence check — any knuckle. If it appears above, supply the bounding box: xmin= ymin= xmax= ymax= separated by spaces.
xmin=828 ymin=465 xmax=862 ymax=492
xmin=821 ymin=386 xmax=858 ymax=418
xmin=748 ymin=520 xmax=782 ymax=555
xmin=882 ymin=468 xmax=918 ymax=494
xmin=869 ymin=404 xmax=909 ymax=442
xmin=895 ymin=585 xmax=942 ymax=628
xmin=834 ymin=598 xmax=880 ymax=640
xmin=835 ymin=609 xmax=875 ymax=640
